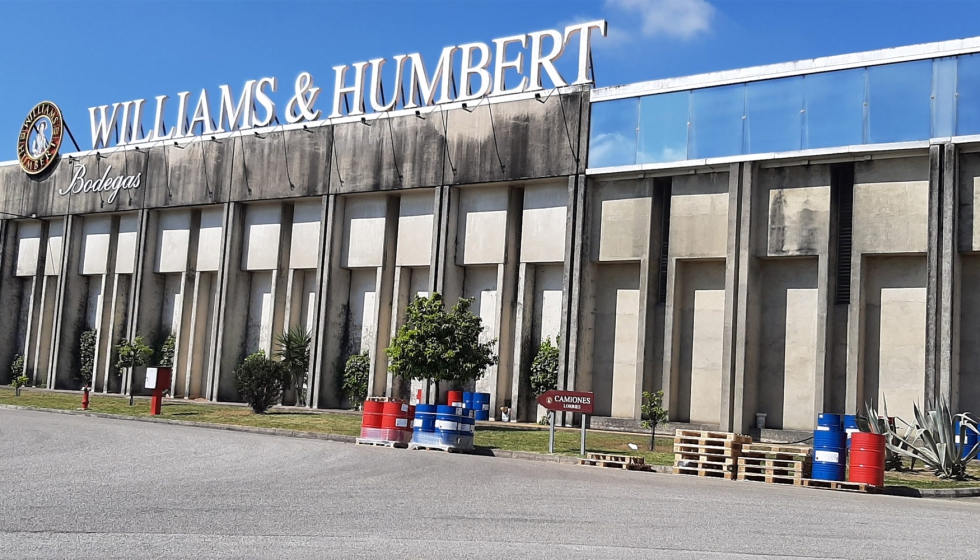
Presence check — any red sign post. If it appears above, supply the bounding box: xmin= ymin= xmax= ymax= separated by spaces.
xmin=536 ymin=391 xmax=595 ymax=455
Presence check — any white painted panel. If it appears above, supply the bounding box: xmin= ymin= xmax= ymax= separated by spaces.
xmin=85 ymin=278 xmax=103 ymax=330
xmin=156 ymin=210 xmax=192 ymax=274
xmin=15 ymin=221 xmax=41 ymax=277
xmin=80 ymin=215 xmax=112 ymax=276
xmin=397 ymin=191 xmax=434 ymax=267
xmin=246 ymin=271 xmax=275 ymax=354
xmin=690 ymin=289 xmax=725 ymax=425
xmin=197 ymin=208 xmax=224 ymax=272
xmin=44 ymin=219 xmax=64 ymax=276
xmin=464 ymin=265 xmax=499 ymax=396
xmin=521 ymin=184 xmax=567 ymax=264
xmin=669 ymin=193 xmax=729 ymax=259
xmin=878 ymin=287 xmax=926 ymax=422
xmin=534 ymin=264 xmax=563 ymax=344
xmin=611 ymin=288 xmax=640 ymax=418
xmin=598 ymin=197 xmax=651 ymax=262
xmin=290 ymin=201 xmax=322 ymax=270
xmin=458 ymin=186 xmax=509 ymax=265
xmin=409 ymin=267 xmax=430 ymax=301
xmin=348 ymin=269 xmax=378 ymax=354
xmin=115 ymin=214 xmax=139 ymax=274
xmin=343 ymin=197 xmax=387 ymax=269
xmin=301 ymin=271 xmax=317 ymax=334
xmin=782 ymin=288 xmax=818 ymax=430
xmin=160 ymin=274 xmax=183 ymax=336
xmin=243 ymin=204 xmax=282 ymax=271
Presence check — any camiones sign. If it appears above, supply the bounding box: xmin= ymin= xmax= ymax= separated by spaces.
xmin=87 ymin=21 xmax=607 ymax=150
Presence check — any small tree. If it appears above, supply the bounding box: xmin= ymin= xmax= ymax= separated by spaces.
xmin=158 ymin=333 xmax=176 ymax=368
xmin=78 ymin=329 xmax=97 ymax=385
xmin=386 ymin=293 xmax=497 ymax=403
xmin=9 ymin=355 xmax=28 ymax=396
xmin=275 ymin=326 xmax=311 ymax=406
xmin=530 ymin=337 xmax=559 ymax=397
xmin=234 ymin=350 xmax=289 ymax=414
xmin=342 ymin=351 xmax=370 ymax=408
xmin=116 ymin=336 xmax=153 ymax=405
xmin=641 ymin=390 xmax=669 ymax=452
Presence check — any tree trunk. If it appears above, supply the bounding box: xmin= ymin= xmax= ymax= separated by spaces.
xmin=649 ymin=425 xmax=656 ymax=452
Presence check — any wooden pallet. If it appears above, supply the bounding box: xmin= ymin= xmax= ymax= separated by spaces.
xmin=587 ymin=453 xmax=644 ymax=465
xmin=741 ymin=443 xmax=812 ymax=456
xmin=673 ymin=466 xmax=736 ymax=480
xmin=737 ymin=471 xmax=804 ymax=485
xmin=738 ymin=457 xmax=810 ymax=470
xmin=801 ymin=478 xmax=878 ymax=493
xmin=408 ymin=443 xmax=469 ymax=453
xmin=675 ymin=430 xmax=752 ymax=443
xmin=674 ymin=452 xmax=738 ymax=465
xmin=355 ymin=438 xmax=408 ymax=449
xmin=579 ymin=458 xmax=651 ymax=471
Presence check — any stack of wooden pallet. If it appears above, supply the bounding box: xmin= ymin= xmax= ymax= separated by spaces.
xmin=673 ymin=429 xmax=752 ymax=480
xmin=578 ymin=452 xmax=651 ymax=471
xmin=737 ymin=443 xmax=812 ymax=485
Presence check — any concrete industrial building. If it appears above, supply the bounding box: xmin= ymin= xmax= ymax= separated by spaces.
xmin=3 ymin=36 xmax=980 ymax=435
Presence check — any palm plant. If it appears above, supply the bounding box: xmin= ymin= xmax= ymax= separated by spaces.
xmin=275 ymin=325 xmax=311 ymax=407
xmin=875 ymin=400 xmax=980 ymax=480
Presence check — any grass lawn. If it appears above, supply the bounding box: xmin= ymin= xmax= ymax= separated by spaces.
xmin=0 ymin=388 xmax=674 ymax=465
xmin=882 ymin=461 xmax=980 ymax=489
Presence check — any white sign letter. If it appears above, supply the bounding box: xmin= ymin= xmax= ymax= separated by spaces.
xmin=217 ymin=81 xmax=256 ymax=132
xmin=404 ymin=46 xmax=458 ymax=109
xmin=456 ymin=42 xmax=492 ymax=102
xmin=88 ymin=104 xmax=120 ymax=149
xmin=528 ymin=30 xmax=566 ymax=91
xmin=368 ymin=56 xmax=407 ymax=112
xmin=492 ymin=34 xmax=528 ymax=96
xmin=563 ymin=20 xmax=607 ymax=86
xmin=330 ymin=63 xmax=368 ymax=118
xmin=188 ymin=88 xmax=215 ymax=135
xmin=253 ymin=77 xmax=278 ymax=127
xmin=149 ymin=95 xmax=173 ymax=141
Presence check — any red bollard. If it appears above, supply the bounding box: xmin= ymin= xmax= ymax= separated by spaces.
xmin=81 ymin=385 xmax=90 ymax=410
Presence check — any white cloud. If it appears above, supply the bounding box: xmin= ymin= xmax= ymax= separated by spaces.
xmin=605 ymin=0 xmax=715 ymax=40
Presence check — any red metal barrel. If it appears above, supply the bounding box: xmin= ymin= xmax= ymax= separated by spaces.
xmin=382 ymin=401 xmax=411 ymax=430
xmin=848 ymin=432 xmax=886 ymax=487
xmin=362 ymin=400 xmax=384 ymax=429
xmin=447 ymin=390 xmax=464 ymax=407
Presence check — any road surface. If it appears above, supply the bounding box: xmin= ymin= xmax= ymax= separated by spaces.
xmin=1 ymin=407 xmax=977 ymax=558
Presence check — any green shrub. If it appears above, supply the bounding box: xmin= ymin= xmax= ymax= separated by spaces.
xmin=234 ymin=351 xmax=289 ymax=414
xmin=10 ymin=354 xmax=28 ymax=390
xmin=342 ymin=351 xmax=370 ymax=407
xmin=78 ymin=329 xmax=97 ymax=384
xmin=158 ymin=333 xmax=176 ymax=368
xmin=116 ymin=336 xmax=153 ymax=371
xmin=530 ymin=337 xmax=559 ymax=397
xmin=275 ymin=326 xmax=311 ymax=406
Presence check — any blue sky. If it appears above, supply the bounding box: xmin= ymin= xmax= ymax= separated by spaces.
xmin=3 ymin=0 xmax=980 ymax=160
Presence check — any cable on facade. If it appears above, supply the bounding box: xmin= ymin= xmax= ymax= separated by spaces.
xmin=279 ymin=125 xmax=295 ymax=191
xmin=385 ymin=114 xmax=403 ymax=183
xmin=199 ymin=139 xmax=213 ymax=200
xmin=485 ymin=98 xmax=506 ymax=172
xmin=555 ymin=88 xmax=579 ymax=166
xmin=439 ymin=105 xmax=456 ymax=178
xmin=239 ymin=131 xmax=252 ymax=196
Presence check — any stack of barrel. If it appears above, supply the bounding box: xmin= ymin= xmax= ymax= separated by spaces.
xmin=462 ymin=391 xmax=491 ymax=421
xmin=812 ymin=413 xmax=847 ymax=481
xmin=812 ymin=412 xmax=886 ymax=487
xmin=360 ymin=399 xmax=415 ymax=444
xmin=410 ymin=391 xmax=477 ymax=450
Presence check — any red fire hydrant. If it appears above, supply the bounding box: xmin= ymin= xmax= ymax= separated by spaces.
xmin=82 ymin=385 xmax=90 ymax=410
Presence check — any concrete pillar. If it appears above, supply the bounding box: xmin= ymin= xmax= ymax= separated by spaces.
xmin=123 ymin=209 xmax=149 ymax=396
xmin=303 ymin=195 xmax=330 ymax=408
xmin=101 ymin=272 xmax=129 ymax=394
xmin=632 ymin=178 xmax=667 ymax=420
xmin=204 ymin=204 xmax=233 ymax=401
xmin=925 ymin=144 xmax=943 ymax=407
xmin=51 ymin=215 xmax=85 ymax=390
xmin=91 ymin=216 xmax=120 ymax=393
xmin=510 ymin=261 xmax=535 ymax=422
xmin=212 ymin=202 xmax=249 ymax=401
xmin=173 ymin=210 xmax=202 ymax=398
xmin=366 ymin=196 xmax=399 ymax=398
xmin=311 ymin=195 xmax=348 ymax=409
xmin=938 ymin=143 xmax=959 ymax=407
xmin=23 ymin=221 xmax=49 ymax=385
xmin=0 ymin=219 xmax=20 ymax=385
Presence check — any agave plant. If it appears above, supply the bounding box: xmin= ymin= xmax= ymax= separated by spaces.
xmin=877 ymin=400 xmax=980 ymax=480
xmin=857 ymin=401 xmax=910 ymax=471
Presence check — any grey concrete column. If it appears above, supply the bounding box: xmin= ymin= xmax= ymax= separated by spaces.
xmin=303 ymin=195 xmax=330 ymax=408
xmin=311 ymin=194 xmax=349 ymax=409
xmin=51 ymin=215 xmax=84 ymax=390
xmin=731 ymin=163 xmax=762 ymax=433
xmin=269 ymin=203 xmax=295 ymax=360
xmin=939 ymin=143 xmax=959 ymax=408
xmin=174 ymin=210 xmax=202 ymax=398
xmin=632 ymin=178 xmax=666 ymax=420
xmin=23 ymin=220 xmax=49 ymax=384
xmin=510 ymin=261 xmax=535 ymax=422
xmin=102 ymin=273 xmax=129 ymax=394
xmin=0 ymin=219 xmax=20 ymax=385
xmin=387 ymin=266 xmax=411 ymax=399
xmin=132 ymin=210 xmax=167 ymax=396
xmin=124 ymin=209 xmax=150 ymax=396
xmin=925 ymin=143 xmax=943 ymax=407
xmin=366 ymin=196 xmax=399 ymax=398
xmin=212 ymin=202 xmax=249 ymax=401
xmin=91 ymin=215 xmax=120 ymax=393
xmin=561 ymin=174 xmax=589 ymax=394
xmin=720 ymin=164 xmax=744 ymax=432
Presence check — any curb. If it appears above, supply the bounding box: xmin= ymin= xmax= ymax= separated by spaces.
xmin=0 ymin=404 xmax=670 ymax=472
xmin=880 ymin=486 xmax=980 ymax=498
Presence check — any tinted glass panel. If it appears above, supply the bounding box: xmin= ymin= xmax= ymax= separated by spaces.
xmin=637 ymin=91 xmax=689 ymax=164
xmin=957 ymin=54 xmax=980 ymax=136
xmin=932 ymin=57 xmax=956 ymax=138
xmin=804 ymin=68 xmax=865 ymax=149
xmin=588 ymin=97 xmax=639 ymax=168
xmin=746 ymin=76 xmax=804 ymax=154
xmin=690 ymin=84 xmax=745 ymax=159
xmin=867 ymin=60 xmax=932 ymax=144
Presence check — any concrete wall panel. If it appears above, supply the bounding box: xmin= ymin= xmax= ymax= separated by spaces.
xmin=80 ymin=215 xmax=112 ymax=276
xmin=521 ymin=183 xmax=567 ymax=263
xmin=591 ymin=263 xmax=640 ymax=417
xmin=15 ymin=221 xmax=41 ymax=277
xmin=592 ymin=180 xmax=652 ymax=262
xmin=242 ymin=204 xmax=282 ymax=271
xmin=396 ymin=191 xmax=434 ymax=267
xmin=342 ymin=196 xmax=387 ymax=269
xmin=116 ymin=213 xmax=139 ymax=274
xmin=44 ymin=219 xmax=63 ymax=276
xmin=853 ymin=157 xmax=929 ymax=254
xmin=197 ymin=208 xmax=224 ymax=272
xmin=289 ymin=200 xmax=322 ymax=270
xmin=458 ymin=187 xmax=509 ymax=265
xmin=155 ymin=210 xmax=192 ymax=274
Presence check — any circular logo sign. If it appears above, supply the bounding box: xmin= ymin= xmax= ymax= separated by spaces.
xmin=17 ymin=101 xmax=64 ymax=175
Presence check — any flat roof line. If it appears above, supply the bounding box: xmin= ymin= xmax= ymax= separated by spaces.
xmin=592 ymin=35 xmax=980 ymax=102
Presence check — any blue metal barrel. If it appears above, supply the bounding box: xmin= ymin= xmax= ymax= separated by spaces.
xmin=473 ymin=392 xmax=491 ymax=421
xmin=412 ymin=404 xmax=437 ymax=434
xmin=463 ymin=391 xmax=474 ymax=411
xmin=844 ymin=414 xmax=860 ymax=448
xmin=812 ymin=429 xmax=847 ymax=481
xmin=816 ymin=413 xmax=842 ymax=431
xmin=457 ymin=410 xmax=475 ymax=449
xmin=435 ymin=405 xmax=462 ymax=446
xmin=957 ymin=421 xmax=979 ymax=459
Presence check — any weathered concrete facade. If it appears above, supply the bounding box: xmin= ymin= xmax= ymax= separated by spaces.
xmin=5 ymin=36 xmax=980 ymax=436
